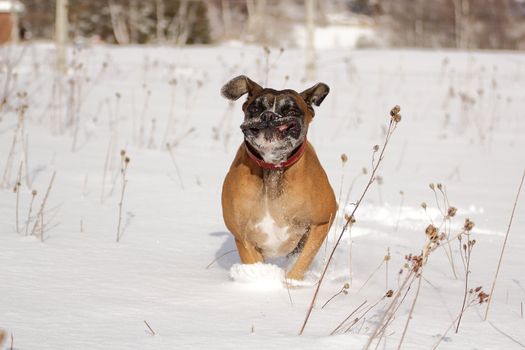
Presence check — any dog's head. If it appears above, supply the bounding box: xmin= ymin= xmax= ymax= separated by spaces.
xmin=221 ymin=75 xmax=329 ymax=165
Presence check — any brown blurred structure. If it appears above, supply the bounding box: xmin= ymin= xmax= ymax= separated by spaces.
xmin=0 ymin=0 xmax=24 ymax=44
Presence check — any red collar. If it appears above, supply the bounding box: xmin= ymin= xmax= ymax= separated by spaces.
xmin=244 ymin=140 xmax=307 ymax=170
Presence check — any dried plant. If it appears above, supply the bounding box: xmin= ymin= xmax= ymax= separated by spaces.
xmin=484 ymin=167 xmax=525 ymax=320
xmin=25 ymin=189 xmax=37 ymax=236
xmin=321 ymin=282 xmax=350 ymax=309
xmin=116 ymin=150 xmax=130 ymax=242
xmin=1 ymin=103 xmax=27 ymax=189
xmin=432 ymin=287 xmax=489 ymax=349
xmin=30 ymin=172 xmax=57 ymax=242
xmin=299 ymin=105 xmax=401 ymax=335
xmin=13 ymin=162 xmax=22 ymax=233
xmin=361 ymin=191 xmax=487 ymax=349
xmin=456 ymin=218 xmax=476 ymax=332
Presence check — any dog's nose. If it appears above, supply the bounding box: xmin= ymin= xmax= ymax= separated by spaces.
xmin=260 ymin=111 xmax=278 ymax=123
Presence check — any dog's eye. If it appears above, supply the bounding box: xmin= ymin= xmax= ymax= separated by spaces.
xmin=286 ymin=109 xmax=300 ymax=116
xmin=248 ymin=105 xmax=261 ymax=114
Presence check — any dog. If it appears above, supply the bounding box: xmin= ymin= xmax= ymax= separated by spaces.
xmin=220 ymin=75 xmax=337 ymax=280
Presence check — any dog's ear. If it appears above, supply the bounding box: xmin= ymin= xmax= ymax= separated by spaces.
xmin=221 ymin=75 xmax=263 ymax=101
xmin=300 ymin=83 xmax=330 ymax=107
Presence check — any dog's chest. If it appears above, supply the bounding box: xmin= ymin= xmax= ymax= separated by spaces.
xmin=255 ymin=209 xmax=290 ymax=257
xmin=250 ymin=199 xmax=305 ymax=258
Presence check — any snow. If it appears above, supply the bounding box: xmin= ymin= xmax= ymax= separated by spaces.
xmin=0 ymin=42 xmax=524 ymax=349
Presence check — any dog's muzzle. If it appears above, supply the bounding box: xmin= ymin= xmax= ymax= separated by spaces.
xmin=241 ymin=112 xmax=301 ymax=141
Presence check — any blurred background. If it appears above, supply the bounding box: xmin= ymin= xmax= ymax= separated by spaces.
xmin=1 ymin=0 xmax=525 ymax=50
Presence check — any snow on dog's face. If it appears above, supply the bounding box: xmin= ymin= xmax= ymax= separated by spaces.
xmin=221 ymin=75 xmax=329 ymax=165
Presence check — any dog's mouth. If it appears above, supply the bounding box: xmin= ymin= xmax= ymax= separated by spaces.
xmin=241 ymin=118 xmax=301 ymax=141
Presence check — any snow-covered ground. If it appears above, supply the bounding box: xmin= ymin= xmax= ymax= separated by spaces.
xmin=0 ymin=43 xmax=524 ymax=349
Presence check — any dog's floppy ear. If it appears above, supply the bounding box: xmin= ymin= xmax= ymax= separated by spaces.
xmin=300 ymin=83 xmax=330 ymax=107
xmin=221 ymin=75 xmax=263 ymax=101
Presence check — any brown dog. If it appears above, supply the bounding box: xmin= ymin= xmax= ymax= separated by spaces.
xmin=221 ymin=75 xmax=336 ymax=280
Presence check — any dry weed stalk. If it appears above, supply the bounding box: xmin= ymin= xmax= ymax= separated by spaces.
xmin=455 ymin=218 xmax=476 ymax=332
xmin=299 ymin=105 xmax=401 ymax=335
xmin=1 ymin=103 xmax=27 ymax=189
xmin=25 ymin=189 xmax=37 ymax=236
xmin=364 ymin=222 xmax=445 ymax=349
xmin=144 ymin=320 xmax=156 ymax=336
xmin=30 ymin=171 xmax=56 ymax=241
xmin=321 ymin=282 xmax=349 ymax=309
xmin=357 ymin=248 xmax=391 ymax=293
xmin=362 ymin=202 xmax=486 ymax=349
xmin=331 ymin=154 xmax=348 ymax=251
xmin=432 ymin=287 xmax=489 ymax=349
xmin=484 ymin=167 xmax=525 ymax=321
xmin=13 ymin=162 xmax=22 ymax=233
xmin=331 ymin=292 xmax=392 ymax=335
xmin=116 ymin=150 xmax=130 ymax=242
xmin=205 ymin=249 xmax=237 ymax=269
xmin=426 ymin=183 xmax=459 ymax=279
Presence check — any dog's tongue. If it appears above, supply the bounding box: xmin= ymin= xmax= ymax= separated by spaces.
xmin=277 ymin=124 xmax=289 ymax=132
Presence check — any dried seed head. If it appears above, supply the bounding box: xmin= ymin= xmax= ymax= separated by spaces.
xmin=392 ymin=113 xmax=401 ymax=122
xmin=344 ymin=214 xmax=356 ymax=224
xmin=373 ymin=145 xmax=379 ymax=152
xmin=32 ymin=189 xmax=37 ymax=196
xmin=447 ymin=206 xmax=457 ymax=217
xmin=343 ymin=283 xmax=350 ymax=289
xmin=341 ymin=153 xmax=348 ymax=164
xmin=437 ymin=183 xmax=443 ymax=190
xmin=386 ymin=289 xmax=394 ymax=297
xmin=115 ymin=92 xmax=121 ymax=99
xmin=120 ymin=149 xmax=126 ymax=157
xmin=125 ymin=157 xmax=130 ymax=164
xmin=429 ymin=183 xmax=435 ymax=190
xmin=421 ymin=202 xmax=427 ymax=210
xmin=362 ymin=167 xmax=368 ymax=175
xmin=425 ymin=224 xmax=438 ymax=240
xmin=478 ymin=291 xmax=489 ymax=304
xmin=463 ymin=218 xmax=475 ymax=231
xmin=390 ymin=105 xmax=401 ymax=117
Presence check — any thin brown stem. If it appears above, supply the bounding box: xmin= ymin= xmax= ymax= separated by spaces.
xmin=456 ymin=232 xmax=471 ymax=333
xmin=396 ymin=271 xmax=423 ymax=349
xmin=330 ymin=299 xmax=367 ymax=335
xmin=144 ymin=320 xmax=156 ymax=336
xmin=321 ymin=284 xmax=348 ymax=309
xmin=116 ymin=156 xmax=129 ymax=243
xmin=31 ymin=171 xmax=56 ymax=238
xmin=299 ymin=117 xmax=399 ymax=335
xmin=484 ymin=167 xmax=525 ymax=321
xmin=205 ymin=249 xmax=237 ymax=269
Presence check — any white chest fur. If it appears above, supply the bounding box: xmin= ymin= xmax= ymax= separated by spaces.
xmin=255 ymin=210 xmax=290 ymax=258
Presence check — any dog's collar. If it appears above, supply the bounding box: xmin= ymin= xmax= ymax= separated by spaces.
xmin=244 ymin=140 xmax=307 ymax=170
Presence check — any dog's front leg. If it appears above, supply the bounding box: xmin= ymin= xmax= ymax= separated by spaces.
xmin=286 ymin=221 xmax=331 ymax=280
xmin=234 ymin=238 xmax=264 ymax=264
xmin=286 ymin=222 xmax=331 ymax=280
